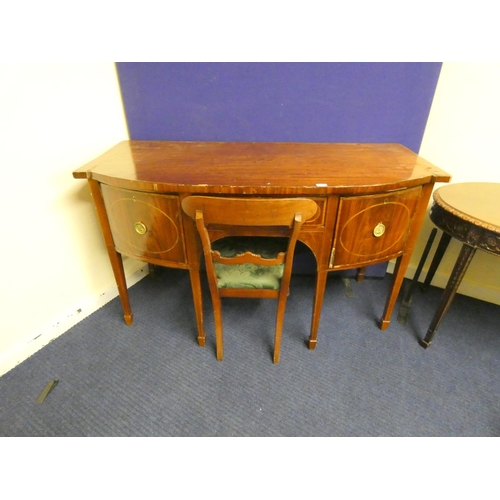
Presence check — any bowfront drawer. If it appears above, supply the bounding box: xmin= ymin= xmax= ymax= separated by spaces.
xmin=101 ymin=185 xmax=186 ymax=264
xmin=331 ymin=186 xmax=422 ymax=269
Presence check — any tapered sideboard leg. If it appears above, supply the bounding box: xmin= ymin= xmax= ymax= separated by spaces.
xmin=88 ymin=178 xmax=133 ymax=325
xmin=309 ymin=270 xmax=328 ymax=349
xmin=189 ymin=268 xmax=206 ymax=347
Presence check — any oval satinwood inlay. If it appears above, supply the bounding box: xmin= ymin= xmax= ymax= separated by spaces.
xmin=339 ymin=202 xmax=410 ymax=257
xmin=111 ymin=198 xmax=179 ymax=254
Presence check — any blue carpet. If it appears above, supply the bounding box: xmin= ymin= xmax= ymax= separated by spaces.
xmin=1 ymin=267 xmax=499 ymax=436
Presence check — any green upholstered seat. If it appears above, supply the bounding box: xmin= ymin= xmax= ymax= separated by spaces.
xmin=212 ymin=237 xmax=287 ymax=289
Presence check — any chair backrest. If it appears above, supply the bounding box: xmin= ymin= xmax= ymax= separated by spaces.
xmin=182 ymin=195 xmax=318 ymax=281
xmin=181 ymin=196 xmax=318 ymax=228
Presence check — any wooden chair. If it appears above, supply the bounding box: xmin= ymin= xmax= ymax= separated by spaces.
xmin=181 ymin=196 xmax=318 ymax=363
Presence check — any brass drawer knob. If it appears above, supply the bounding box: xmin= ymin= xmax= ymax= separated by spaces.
xmin=134 ymin=221 xmax=147 ymax=235
xmin=373 ymin=222 xmax=386 ymax=237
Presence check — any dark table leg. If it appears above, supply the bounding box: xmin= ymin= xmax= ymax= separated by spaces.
xmin=419 ymin=243 xmax=476 ymax=348
xmin=398 ymin=228 xmax=438 ymax=324
xmin=420 ymin=231 xmax=452 ymax=292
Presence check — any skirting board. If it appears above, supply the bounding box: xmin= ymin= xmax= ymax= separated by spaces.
xmin=0 ymin=265 xmax=149 ymax=378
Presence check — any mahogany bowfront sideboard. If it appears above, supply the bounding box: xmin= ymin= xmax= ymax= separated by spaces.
xmin=73 ymin=141 xmax=451 ymax=350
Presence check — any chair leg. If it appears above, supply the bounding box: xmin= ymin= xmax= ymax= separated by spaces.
xmin=214 ymin=306 xmax=224 ymax=361
xmin=204 ymin=260 xmax=224 ymax=360
xmin=209 ymin=293 xmax=224 ymax=361
xmin=273 ymin=293 xmax=289 ymax=364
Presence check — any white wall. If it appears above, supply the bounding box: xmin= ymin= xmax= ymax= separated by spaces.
xmin=0 ymin=63 xmax=145 ymax=376
xmin=406 ymin=62 xmax=500 ymax=305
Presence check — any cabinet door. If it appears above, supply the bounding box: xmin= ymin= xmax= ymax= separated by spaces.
xmin=101 ymin=184 xmax=186 ymax=265
xmin=331 ymin=186 xmax=422 ymax=269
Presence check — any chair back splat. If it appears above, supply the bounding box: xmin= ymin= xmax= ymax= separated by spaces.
xmin=181 ymin=196 xmax=318 ymax=363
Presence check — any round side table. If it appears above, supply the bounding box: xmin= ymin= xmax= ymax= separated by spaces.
xmin=417 ymin=182 xmax=500 ymax=347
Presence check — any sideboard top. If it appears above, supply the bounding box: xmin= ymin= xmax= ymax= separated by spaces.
xmin=73 ymin=140 xmax=451 ymax=195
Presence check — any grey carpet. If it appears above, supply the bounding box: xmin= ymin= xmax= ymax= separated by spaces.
xmin=1 ymin=267 xmax=499 ymax=436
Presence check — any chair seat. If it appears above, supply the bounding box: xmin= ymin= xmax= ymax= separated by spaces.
xmin=212 ymin=237 xmax=287 ymax=289
xmin=214 ymin=262 xmax=284 ymax=289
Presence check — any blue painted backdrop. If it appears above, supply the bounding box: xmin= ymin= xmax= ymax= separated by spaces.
xmin=115 ymin=62 xmax=442 ymax=276
xmin=116 ymin=62 xmax=442 ymax=153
